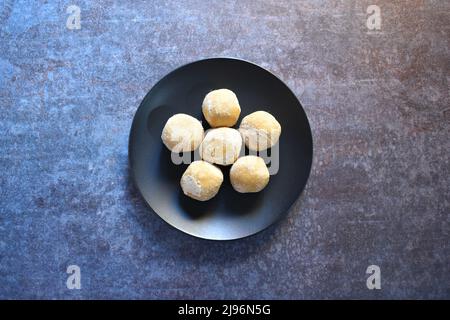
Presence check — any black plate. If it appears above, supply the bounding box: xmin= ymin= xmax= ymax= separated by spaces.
xmin=129 ymin=58 xmax=313 ymax=240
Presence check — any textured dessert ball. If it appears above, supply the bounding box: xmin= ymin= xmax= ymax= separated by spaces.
xmin=180 ymin=161 xmax=223 ymax=201
xmin=202 ymin=89 xmax=241 ymax=127
xmin=199 ymin=128 xmax=242 ymax=166
xmin=161 ymin=113 xmax=204 ymax=152
xmin=230 ymin=156 xmax=270 ymax=193
xmin=239 ymin=111 xmax=281 ymax=151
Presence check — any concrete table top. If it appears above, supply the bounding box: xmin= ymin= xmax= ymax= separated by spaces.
xmin=0 ymin=0 xmax=448 ymax=299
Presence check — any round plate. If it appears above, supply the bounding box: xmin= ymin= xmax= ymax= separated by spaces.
xmin=129 ymin=58 xmax=313 ymax=240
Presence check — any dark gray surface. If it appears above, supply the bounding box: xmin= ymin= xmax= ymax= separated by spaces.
xmin=0 ymin=0 xmax=449 ymax=299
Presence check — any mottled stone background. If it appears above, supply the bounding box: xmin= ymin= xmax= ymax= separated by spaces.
xmin=0 ymin=0 xmax=449 ymax=299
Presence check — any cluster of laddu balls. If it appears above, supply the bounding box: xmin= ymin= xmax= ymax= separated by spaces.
xmin=161 ymin=89 xmax=281 ymax=201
